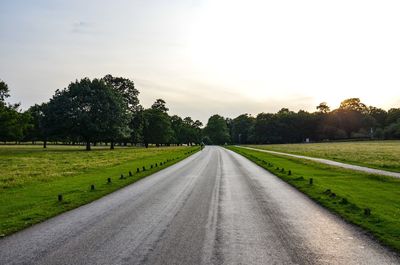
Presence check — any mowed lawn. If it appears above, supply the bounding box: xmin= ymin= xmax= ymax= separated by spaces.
xmin=246 ymin=140 xmax=400 ymax=172
xmin=0 ymin=145 xmax=198 ymax=236
xmin=228 ymin=146 xmax=400 ymax=252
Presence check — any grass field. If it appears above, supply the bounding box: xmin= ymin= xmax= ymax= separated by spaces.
xmin=245 ymin=140 xmax=400 ymax=172
xmin=0 ymin=145 xmax=199 ymax=236
xmin=228 ymin=146 xmax=400 ymax=252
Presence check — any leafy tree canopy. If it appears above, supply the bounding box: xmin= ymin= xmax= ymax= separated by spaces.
xmin=203 ymin=114 xmax=230 ymax=145
xmin=44 ymin=78 xmax=131 ymax=150
xmin=0 ymin=79 xmax=10 ymax=103
xmin=339 ymin=98 xmax=368 ymax=113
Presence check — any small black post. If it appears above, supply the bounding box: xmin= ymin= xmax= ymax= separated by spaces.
xmin=107 ymin=177 xmax=111 ymax=183
xmin=129 ymin=171 xmax=132 ymax=177
xmin=58 ymin=194 xmax=63 ymax=202
xmin=288 ymin=170 xmax=292 ymax=175
xmin=120 ymin=174 xmax=124 ymax=179
xmin=155 ymin=163 xmax=158 ymax=167
xmin=309 ymin=178 xmax=313 ymax=185
xmin=151 ymin=165 xmax=153 ymax=169
xmin=143 ymin=166 xmax=146 ymax=171
xmin=91 ymin=184 xmax=95 ymax=191
xmin=137 ymin=168 xmax=140 ymax=173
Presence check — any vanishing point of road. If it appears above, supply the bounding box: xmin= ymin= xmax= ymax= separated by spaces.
xmin=0 ymin=146 xmax=399 ymax=265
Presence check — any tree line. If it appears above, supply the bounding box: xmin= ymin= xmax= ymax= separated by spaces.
xmin=1 ymin=76 xmax=400 ymax=148
xmin=204 ymin=99 xmax=400 ymax=144
xmin=0 ymin=76 xmax=202 ymax=150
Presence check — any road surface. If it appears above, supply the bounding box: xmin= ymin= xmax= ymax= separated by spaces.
xmin=0 ymin=146 xmax=399 ymax=265
xmin=239 ymin=146 xmax=400 ymax=178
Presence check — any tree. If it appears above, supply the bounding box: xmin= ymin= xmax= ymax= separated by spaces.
xmin=339 ymin=98 xmax=368 ymax=113
xmin=151 ymin=99 xmax=169 ymax=113
xmin=368 ymin=106 xmax=387 ymax=127
xmin=203 ymin=114 xmax=230 ymax=145
xmin=230 ymin=114 xmax=255 ymax=144
xmin=384 ymin=120 xmax=400 ymax=139
xmin=181 ymin=117 xmax=203 ymax=145
xmin=0 ymin=80 xmax=31 ymax=143
xmin=130 ymin=105 xmax=144 ymax=145
xmin=316 ymin=102 xmax=330 ymax=113
xmin=0 ymin=103 xmax=31 ymax=142
xmin=44 ymin=78 xmax=131 ymax=150
xmin=170 ymin=115 xmax=184 ymax=145
xmin=192 ymin=119 xmax=203 ymax=144
xmin=24 ymin=104 xmax=46 ymax=144
xmin=0 ymin=79 xmax=10 ymax=103
xmin=142 ymin=99 xmax=173 ymax=147
xmin=102 ymin=74 xmax=139 ymax=111
xmin=386 ymin=108 xmax=400 ymax=126
xmin=102 ymin=75 xmax=141 ymax=147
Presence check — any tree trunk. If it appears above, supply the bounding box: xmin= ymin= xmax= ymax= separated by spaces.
xmin=86 ymin=141 xmax=91 ymax=151
xmin=110 ymin=141 xmax=115 ymax=150
xmin=43 ymin=140 xmax=47 ymax=149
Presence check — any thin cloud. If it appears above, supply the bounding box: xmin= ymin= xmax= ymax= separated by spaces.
xmin=71 ymin=21 xmax=93 ymax=34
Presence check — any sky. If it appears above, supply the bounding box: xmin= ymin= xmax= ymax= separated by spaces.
xmin=1 ymin=0 xmax=400 ymax=123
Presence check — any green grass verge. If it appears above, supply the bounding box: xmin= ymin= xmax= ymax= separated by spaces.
xmin=0 ymin=145 xmax=199 ymax=236
xmin=227 ymin=146 xmax=400 ymax=253
xmin=245 ymin=140 xmax=400 ymax=173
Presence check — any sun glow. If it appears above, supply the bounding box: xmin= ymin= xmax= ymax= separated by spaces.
xmin=186 ymin=0 xmax=400 ymax=111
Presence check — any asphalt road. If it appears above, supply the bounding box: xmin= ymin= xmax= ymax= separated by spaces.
xmin=239 ymin=146 xmax=400 ymax=178
xmin=0 ymin=146 xmax=399 ymax=265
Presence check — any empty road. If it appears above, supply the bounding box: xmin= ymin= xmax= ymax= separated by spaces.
xmin=0 ymin=146 xmax=399 ymax=265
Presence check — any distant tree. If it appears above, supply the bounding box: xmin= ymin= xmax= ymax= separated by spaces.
xmin=0 ymin=103 xmax=30 ymax=142
xmin=24 ymin=104 xmax=46 ymax=144
xmin=201 ymin=135 xmax=212 ymax=145
xmin=102 ymin=75 xmax=140 ymax=147
xmin=0 ymin=81 xmax=32 ymax=143
xmin=130 ymin=105 xmax=144 ymax=145
xmin=182 ymin=117 xmax=203 ymax=145
xmin=203 ymin=114 xmax=230 ymax=145
xmin=295 ymin=110 xmax=318 ymax=141
xmin=151 ymin=99 xmax=169 ymax=113
xmin=44 ymin=78 xmax=131 ymax=150
xmin=170 ymin=115 xmax=184 ymax=145
xmin=192 ymin=119 xmax=203 ymax=144
xmin=0 ymin=79 xmax=10 ymax=103
xmin=386 ymin=108 xmax=400 ymax=126
xmin=169 ymin=115 xmax=202 ymax=146
xmin=102 ymin=74 xmax=139 ymax=111
xmin=316 ymin=102 xmax=330 ymax=113
xmin=339 ymin=98 xmax=368 ymax=113
xmin=231 ymin=114 xmax=255 ymax=144
xmin=368 ymin=106 xmax=387 ymax=127
xmin=142 ymin=99 xmax=173 ymax=147
xmin=384 ymin=120 xmax=400 ymax=139
xmin=254 ymin=113 xmax=276 ymax=143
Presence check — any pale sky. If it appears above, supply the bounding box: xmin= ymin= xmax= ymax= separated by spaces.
xmin=1 ymin=0 xmax=399 ymax=122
